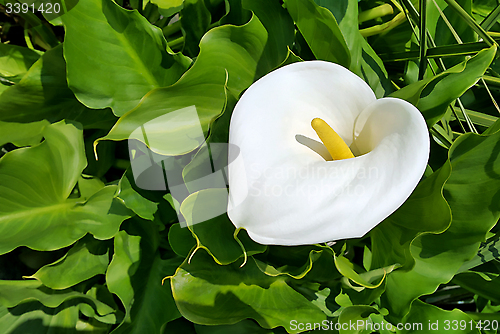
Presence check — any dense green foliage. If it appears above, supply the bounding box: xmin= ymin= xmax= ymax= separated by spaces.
xmin=1 ymin=0 xmax=500 ymax=333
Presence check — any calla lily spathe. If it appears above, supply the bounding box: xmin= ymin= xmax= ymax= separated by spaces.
xmin=227 ymin=61 xmax=429 ymax=246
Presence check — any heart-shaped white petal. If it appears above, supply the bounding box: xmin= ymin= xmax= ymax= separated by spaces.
xmin=227 ymin=61 xmax=429 ymax=245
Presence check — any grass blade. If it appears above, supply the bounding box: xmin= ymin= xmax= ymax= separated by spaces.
xmin=443 ymin=0 xmax=497 ymax=47
xmin=480 ymin=4 xmax=500 ymax=32
xmin=449 ymin=107 xmax=499 ymax=127
xmin=418 ymin=0 xmax=428 ymax=80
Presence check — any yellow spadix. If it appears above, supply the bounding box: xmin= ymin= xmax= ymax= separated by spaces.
xmin=311 ymin=118 xmax=354 ymax=160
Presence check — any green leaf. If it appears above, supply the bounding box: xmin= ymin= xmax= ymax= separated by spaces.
xmin=254 ymin=248 xmax=326 ymax=280
xmin=0 ymin=280 xmax=116 ymax=331
xmin=381 ymin=126 xmax=500 ymax=320
xmin=453 ymin=271 xmax=500 ymax=303
xmin=220 ymin=0 xmax=252 ymax=26
xmin=170 ymin=250 xmax=326 ymax=333
xmin=401 ymin=300 xmax=479 ymax=334
xmin=315 ymin=0 xmax=392 ymax=97
xmin=242 ymin=0 xmax=295 ymax=78
xmin=443 ymin=0 xmax=495 ymax=47
xmin=0 ymin=280 xmax=116 ymax=318
xmin=391 ymin=45 xmax=496 ymax=126
xmin=28 ymin=235 xmax=111 ymax=290
xmin=0 ymin=302 xmax=82 ymax=334
xmin=84 ymin=131 xmax=117 ymax=178
xmin=458 ymin=235 xmax=500 ymax=271
xmin=81 ymin=284 xmax=122 ymax=325
xmin=359 ymin=39 xmax=393 ymax=98
xmin=338 ymin=305 xmax=380 ymax=334
xmin=61 ymin=0 xmax=191 ymax=116
xmin=180 ymin=189 xmax=266 ymax=265
xmin=117 ymin=169 xmax=159 ymax=220
xmin=106 ymin=219 xmax=182 ymax=333
xmin=99 ymin=15 xmax=268 ymax=155
xmin=427 ymin=0 xmax=477 ymax=67
xmin=284 ymin=0 xmax=350 ymax=67
xmin=0 ymin=121 xmax=130 ymax=255
xmin=0 ymin=83 xmax=10 ymax=95
xmin=153 ymin=0 xmax=185 ymax=17
xmin=450 ymin=107 xmax=499 ymax=128
xmin=168 ymin=223 xmax=197 ymax=257
xmin=0 ymin=45 xmax=116 ymax=129
xmin=0 ymin=43 xmax=41 ymax=78
xmin=315 ymin=0 xmax=360 ymax=68
xmin=255 ymin=244 xmax=340 ymax=285
xmin=180 ymin=88 xmax=236 ymax=192
xmin=195 ymin=319 xmax=287 ymax=333
xmin=0 ymin=120 xmax=49 ymax=147
xmin=334 ymin=254 xmax=397 ymax=289
xmin=371 ymin=158 xmax=452 ymax=270
xmin=181 ymin=0 xmax=211 ymax=57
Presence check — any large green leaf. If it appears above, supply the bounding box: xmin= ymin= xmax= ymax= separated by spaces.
xmin=0 ymin=83 xmax=9 ymax=95
xmin=370 ymin=160 xmax=452 ymax=271
xmin=106 ymin=219 xmax=182 ymax=333
xmin=334 ymin=254 xmax=397 ymax=289
xmin=314 ymin=0 xmax=391 ymax=97
xmin=181 ymin=0 xmax=211 ymax=57
xmin=0 ymin=280 xmax=116 ymax=320
xmin=181 ymin=91 xmax=236 ymax=192
xmin=28 ymin=235 xmax=111 ymax=290
xmin=259 ymin=245 xmax=341 ymax=287
xmin=401 ymin=300 xmax=479 ymax=334
xmin=453 ymin=271 xmax=500 ymax=303
xmin=338 ymin=305 xmax=381 ymax=334
xmin=99 ymin=15 xmax=268 ymax=155
xmin=152 ymin=0 xmax=184 ymax=16
xmin=314 ymin=0 xmax=359 ymax=69
xmin=168 ymin=222 xmax=197 ymax=257
xmin=0 ymin=120 xmax=49 ymax=147
xmin=242 ymin=0 xmax=295 ymax=78
xmin=61 ymin=0 xmax=191 ymax=116
xmin=254 ymin=248 xmax=334 ymax=282
xmin=220 ymin=0 xmax=252 ymax=26
xmin=0 ymin=302 xmax=84 ymax=334
xmin=117 ymin=169 xmax=159 ymax=221
xmin=0 ymin=43 xmax=41 ymax=78
xmin=391 ymin=45 xmax=496 ymax=126
xmin=0 ymin=121 xmax=130 ymax=255
xmin=0 ymin=279 xmax=117 ymax=332
xmin=284 ymin=0 xmax=350 ymax=68
xmin=458 ymin=235 xmax=500 ymax=272
xmin=0 ymin=45 xmax=116 ymax=129
xmin=170 ymin=250 xmax=326 ymax=333
xmin=180 ymin=189 xmax=266 ymax=265
xmin=380 ymin=126 xmax=500 ymax=320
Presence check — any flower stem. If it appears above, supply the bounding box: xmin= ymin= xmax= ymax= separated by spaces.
xmin=167 ymin=36 xmax=184 ymax=50
xmin=359 ymin=12 xmax=406 ymax=37
xmin=358 ymin=4 xmax=394 ymax=23
xmin=162 ymin=20 xmax=181 ymax=37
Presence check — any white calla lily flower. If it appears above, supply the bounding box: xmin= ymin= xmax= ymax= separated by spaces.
xmin=227 ymin=61 xmax=429 ymax=246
